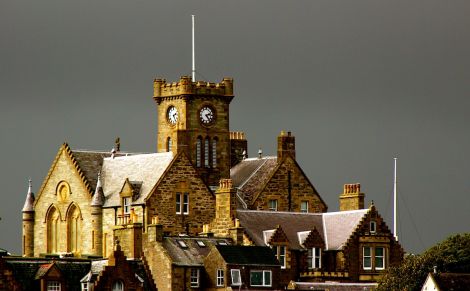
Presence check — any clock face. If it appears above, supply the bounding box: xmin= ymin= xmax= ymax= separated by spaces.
xmin=199 ymin=106 xmax=215 ymax=125
xmin=167 ymin=106 xmax=178 ymax=125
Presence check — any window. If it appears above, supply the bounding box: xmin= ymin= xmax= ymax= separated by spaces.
xmin=123 ymin=197 xmax=131 ymax=215
xmin=375 ymin=247 xmax=385 ymax=270
xmin=167 ymin=137 xmax=172 ymax=152
xmin=307 ymin=247 xmax=321 ymax=269
xmin=196 ymin=240 xmax=206 ymax=247
xmin=231 ymin=269 xmax=241 ymax=286
xmin=268 ymin=200 xmax=278 ymax=211
xmin=300 ymin=201 xmax=309 ymax=213
xmin=217 ymin=240 xmax=228 ymax=246
xmin=176 ymin=192 xmax=189 ymax=215
xmin=81 ymin=283 xmax=88 ymax=291
xmin=47 ymin=281 xmax=61 ymax=291
xmin=250 ymin=270 xmax=271 ymax=287
xmin=177 ymin=240 xmax=188 ymax=248
xmin=370 ymin=221 xmax=376 ymax=233
xmin=204 ymin=137 xmax=210 ymax=167
xmin=196 ymin=137 xmax=202 ymax=167
xmin=47 ymin=207 xmax=59 ymax=253
xmin=112 ymin=280 xmax=124 ymax=291
xmin=363 ymin=247 xmax=372 ymax=270
xmin=276 ymin=246 xmax=286 ymax=268
xmin=67 ymin=204 xmax=81 ymax=253
xmin=212 ymin=139 xmax=217 ymax=167
xmin=216 ymin=269 xmax=224 ymax=286
xmin=190 ymin=268 xmax=200 ymax=287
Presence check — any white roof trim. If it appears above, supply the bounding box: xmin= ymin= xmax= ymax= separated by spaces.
xmin=263 ymin=229 xmax=275 ymax=246
xmin=297 ymin=231 xmax=310 ymax=248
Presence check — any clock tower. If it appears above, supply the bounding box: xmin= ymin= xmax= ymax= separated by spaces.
xmin=153 ymin=76 xmax=234 ymax=186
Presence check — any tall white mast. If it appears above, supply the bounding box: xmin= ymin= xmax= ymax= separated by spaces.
xmin=393 ymin=157 xmax=398 ymax=241
xmin=192 ymin=15 xmax=196 ymax=82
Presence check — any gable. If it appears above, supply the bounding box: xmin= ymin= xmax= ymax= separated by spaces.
xmin=302 ymin=227 xmax=325 ymax=249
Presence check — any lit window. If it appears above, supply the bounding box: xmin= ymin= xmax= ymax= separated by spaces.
xmin=276 ymin=246 xmax=286 ymax=268
xmin=112 ymin=280 xmax=124 ymax=291
xmin=81 ymin=283 xmax=88 ymax=291
xmin=196 ymin=137 xmax=202 ymax=167
xmin=250 ymin=270 xmax=271 ymax=287
xmin=268 ymin=200 xmax=278 ymax=211
xmin=307 ymin=247 xmax=321 ymax=269
xmin=212 ymin=139 xmax=217 ymax=167
xmin=47 ymin=281 xmax=61 ymax=291
xmin=217 ymin=269 xmax=225 ymax=286
xmin=231 ymin=269 xmax=241 ymax=286
xmin=204 ymin=138 xmax=210 ymax=167
xmin=176 ymin=192 xmax=189 ymax=215
xmin=363 ymin=247 xmax=372 ymax=270
xmin=370 ymin=221 xmax=376 ymax=233
xmin=375 ymin=247 xmax=385 ymax=270
xmin=300 ymin=201 xmax=308 ymax=213
xmin=123 ymin=197 xmax=131 ymax=215
xmin=190 ymin=268 xmax=200 ymax=287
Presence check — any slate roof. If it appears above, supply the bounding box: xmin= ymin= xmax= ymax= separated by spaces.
xmin=237 ymin=209 xmax=368 ymax=250
xmin=216 ymin=245 xmax=279 ymax=266
xmin=432 ymin=272 xmax=470 ymax=291
xmin=230 ymin=157 xmax=278 ymax=205
xmin=100 ymin=152 xmax=174 ymax=207
xmin=292 ymin=282 xmax=377 ymax=290
xmin=162 ymin=237 xmax=232 ymax=266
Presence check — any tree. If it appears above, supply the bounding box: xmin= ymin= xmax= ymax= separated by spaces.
xmin=377 ymin=233 xmax=470 ymax=291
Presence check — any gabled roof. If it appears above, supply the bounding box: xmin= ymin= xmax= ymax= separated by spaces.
xmin=230 ymin=157 xmax=278 ymax=205
xmin=430 ymin=272 xmax=470 ymax=291
xmin=237 ymin=209 xmax=369 ymax=251
xmin=216 ymin=245 xmax=280 ymax=266
xmin=101 ymin=152 xmax=174 ymax=207
xmin=162 ymin=237 xmax=232 ymax=267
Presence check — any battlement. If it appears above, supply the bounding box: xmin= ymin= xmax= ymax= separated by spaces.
xmin=153 ymin=76 xmax=233 ymax=98
xmin=230 ymin=131 xmax=246 ymax=140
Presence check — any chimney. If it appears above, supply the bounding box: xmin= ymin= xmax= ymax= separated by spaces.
xmin=210 ymin=179 xmax=237 ymax=237
xmin=277 ymin=131 xmax=296 ymax=160
xmin=339 ymin=183 xmax=365 ymax=211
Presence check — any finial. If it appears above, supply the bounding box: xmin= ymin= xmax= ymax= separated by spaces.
xmin=258 ymin=147 xmax=263 ymax=159
xmin=369 ymin=200 xmax=375 ymax=208
xmin=242 ymin=150 xmax=247 ymax=160
xmin=22 ymin=178 xmax=35 ymax=212
xmin=28 ymin=178 xmax=32 ymax=193
xmin=111 ymin=147 xmax=116 ymax=159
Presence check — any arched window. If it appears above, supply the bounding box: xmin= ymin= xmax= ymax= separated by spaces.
xmin=204 ymin=137 xmax=210 ymax=167
xmin=167 ymin=137 xmax=172 ymax=152
xmin=46 ymin=206 xmax=60 ymax=253
xmin=67 ymin=204 xmax=81 ymax=253
xmin=112 ymin=280 xmax=124 ymax=291
xmin=212 ymin=138 xmax=217 ymax=168
xmin=196 ymin=137 xmax=202 ymax=167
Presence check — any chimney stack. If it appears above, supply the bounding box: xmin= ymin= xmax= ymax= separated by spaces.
xmin=277 ymin=131 xmax=296 ymax=160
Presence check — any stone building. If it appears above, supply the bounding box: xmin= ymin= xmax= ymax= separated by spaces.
xmin=16 ymin=76 xmax=403 ymax=290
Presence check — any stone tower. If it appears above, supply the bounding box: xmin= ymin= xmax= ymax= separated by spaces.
xmin=153 ymin=76 xmax=234 ymax=186
xmin=90 ymin=172 xmax=104 ymax=257
xmin=22 ymin=179 xmax=35 ymax=257
xmin=339 ymin=183 xmax=365 ymax=211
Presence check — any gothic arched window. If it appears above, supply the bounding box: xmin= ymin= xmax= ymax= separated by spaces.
xmin=67 ymin=204 xmax=81 ymax=253
xmin=46 ymin=206 xmax=60 ymax=253
xmin=204 ymin=137 xmax=210 ymax=167
xmin=212 ymin=138 xmax=218 ymax=168
xmin=196 ymin=137 xmax=202 ymax=167
xmin=167 ymin=137 xmax=172 ymax=152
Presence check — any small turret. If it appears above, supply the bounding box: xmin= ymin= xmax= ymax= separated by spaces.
xmin=22 ymin=179 xmax=35 ymax=257
xmin=90 ymin=172 xmax=104 ymax=257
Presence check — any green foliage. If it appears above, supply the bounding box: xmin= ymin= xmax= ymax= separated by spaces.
xmin=377 ymin=233 xmax=470 ymax=291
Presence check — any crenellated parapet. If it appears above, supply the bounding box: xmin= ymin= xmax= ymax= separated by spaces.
xmin=153 ymin=76 xmax=233 ymax=99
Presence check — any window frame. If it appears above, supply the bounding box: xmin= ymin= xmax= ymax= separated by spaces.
xmin=375 ymin=247 xmax=385 ymax=270
xmin=276 ymin=245 xmax=286 ymax=269
xmin=300 ymin=201 xmax=309 ymax=213
xmin=190 ymin=268 xmax=200 ymax=288
xmin=204 ymin=137 xmax=210 ymax=167
xmin=47 ymin=281 xmax=61 ymax=291
xmin=123 ymin=197 xmax=131 ymax=215
xmin=231 ymin=269 xmax=242 ymax=286
xmin=268 ymin=199 xmax=278 ymax=211
xmin=363 ymin=246 xmax=372 ymax=270
xmin=250 ymin=270 xmax=272 ymax=287
xmin=196 ymin=137 xmax=202 ymax=167
xmin=175 ymin=192 xmax=189 ymax=215
xmin=370 ymin=221 xmax=376 ymax=233
xmin=81 ymin=282 xmax=88 ymax=291
xmin=112 ymin=280 xmax=124 ymax=291
xmin=216 ymin=269 xmax=225 ymax=287
xmin=308 ymin=247 xmax=321 ymax=269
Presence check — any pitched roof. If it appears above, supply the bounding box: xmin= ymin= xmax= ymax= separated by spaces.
xmin=162 ymin=237 xmax=232 ymax=266
xmin=101 ymin=152 xmax=174 ymax=207
xmin=216 ymin=245 xmax=280 ymax=266
xmin=230 ymin=157 xmax=278 ymax=205
xmin=432 ymin=272 xmax=470 ymax=291
xmin=237 ymin=209 xmax=369 ymax=250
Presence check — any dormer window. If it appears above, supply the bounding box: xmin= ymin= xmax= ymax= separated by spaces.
xmin=307 ymin=247 xmax=321 ymax=269
xmin=370 ymin=221 xmax=376 ymax=233
xmin=123 ymin=197 xmax=131 ymax=215
xmin=275 ymin=245 xmax=286 ymax=269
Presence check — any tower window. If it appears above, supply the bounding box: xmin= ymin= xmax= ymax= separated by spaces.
xmin=204 ymin=137 xmax=210 ymax=167
xmin=212 ymin=138 xmax=217 ymax=167
xmin=196 ymin=137 xmax=202 ymax=167
xmin=167 ymin=137 xmax=172 ymax=152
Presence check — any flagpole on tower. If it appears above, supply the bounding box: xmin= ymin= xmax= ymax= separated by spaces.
xmin=192 ymin=15 xmax=196 ymax=82
xmin=393 ymin=157 xmax=398 ymax=241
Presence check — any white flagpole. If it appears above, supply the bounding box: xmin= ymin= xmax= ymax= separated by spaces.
xmin=394 ymin=157 xmax=398 ymax=241
xmin=192 ymin=15 xmax=196 ymax=82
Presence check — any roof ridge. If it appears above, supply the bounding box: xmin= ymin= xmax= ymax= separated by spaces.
xmin=237 ymin=209 xmax=322 ymax=216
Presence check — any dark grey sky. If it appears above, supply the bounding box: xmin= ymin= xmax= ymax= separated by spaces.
xmin=1 ymin=0 xmax=469 ymax=255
